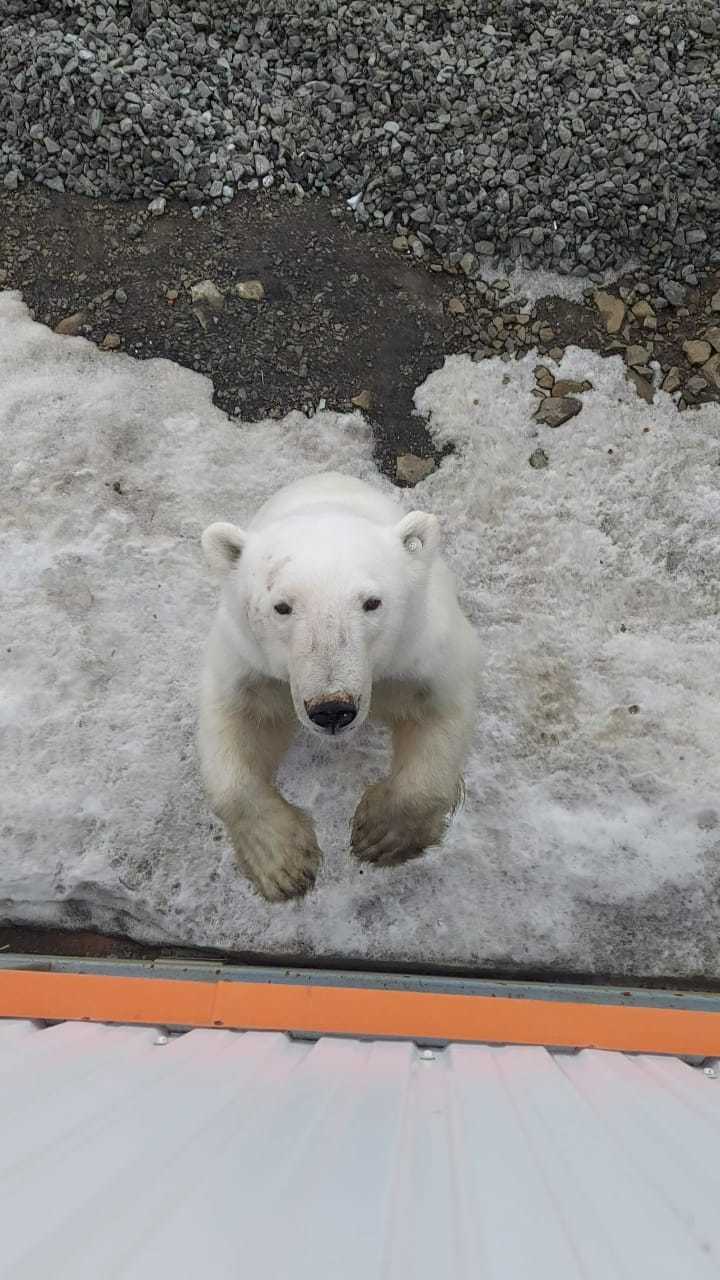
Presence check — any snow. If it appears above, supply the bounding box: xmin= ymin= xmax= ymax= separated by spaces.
xmin=2 ymin=289 xmax=720 ymax=978
xmin=477 ymin=259 xmax=640 ymax=305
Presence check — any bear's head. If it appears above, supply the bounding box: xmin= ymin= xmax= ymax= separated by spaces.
xmin=202 ymin=506 xmax=440 ymax=737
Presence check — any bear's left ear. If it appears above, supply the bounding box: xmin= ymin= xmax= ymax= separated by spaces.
xmin=395 ymin=511 xmax=441 ymax=560
xmin=201 ymin=522 xmax=247 ymax=576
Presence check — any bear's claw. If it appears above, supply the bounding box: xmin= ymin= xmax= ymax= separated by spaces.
xmin=230 ymin=804 xmax=322 ymax=902
xmin=351 ymin=781 xmax=448 ymax=867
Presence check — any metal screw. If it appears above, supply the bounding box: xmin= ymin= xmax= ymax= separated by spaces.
xmin=154 ymin=1034 xmax=169 ymax=1046
xmin=419 ymin=1049 xmax=435 ymax=1061
xmin=703 ymin=1067 xmax=717 ymax=1079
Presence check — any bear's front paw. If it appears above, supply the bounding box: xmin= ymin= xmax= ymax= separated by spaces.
xmin=351 ymin=782 xmax=450 ymax=867
xmin=230 ymin=804 xmax=322 ymax=903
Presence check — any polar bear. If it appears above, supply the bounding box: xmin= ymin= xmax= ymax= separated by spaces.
xmin=199 ymin=473 xmax=480 ymax=901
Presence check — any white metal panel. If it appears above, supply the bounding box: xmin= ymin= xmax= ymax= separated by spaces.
xmin=0 ymin=1021 xmax=718 ymax=1280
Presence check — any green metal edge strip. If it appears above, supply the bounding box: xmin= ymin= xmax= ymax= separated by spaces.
xmin=1 ymin=953 xmax=720 ymax=1014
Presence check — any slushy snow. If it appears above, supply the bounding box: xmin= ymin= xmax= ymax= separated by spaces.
xmin=2 ymin=289 xmax=720 ymax=978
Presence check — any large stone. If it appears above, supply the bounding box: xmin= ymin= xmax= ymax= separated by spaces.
xmin=683 ymin=339 xmax=712 ymax=366
xmin=534 ymin=396 xmax=582 ymax=428
xmin=625 ymin=344 xmax=651 ymax=368
xmin=660 ymin=279 xmax=687 ymax=307
xmin=395 ymin=453 xmax=436 ymax=485
xmin=534 ymin=365 xmax=555 ymax=390
xmin=593 ymin=290 xmax=625 ymax=334
xmin=625 ymin=368 xmax=655 ymax=404
xmin=54 ymin=311 xmax=86 ymax=336
xmin=686 ymin=374 xmax=708 ymax=396
xmin=632 ymin=301 xmax=654 ymax=320
xmin=235 ymin=280 xmax=265 ymax=302
xmin=702 ymin=354 xmax=720 ymax=389
xmin=551 ymin=379 xmax=592 ymax=397
xmin=190 ymin=280 xmax=224 ymax=312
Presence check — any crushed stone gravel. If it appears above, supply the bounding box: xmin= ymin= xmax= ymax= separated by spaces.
xmin=1 ymin=0 xmax=719 ymax=281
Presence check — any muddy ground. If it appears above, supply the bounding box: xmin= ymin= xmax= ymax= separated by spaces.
xmin=2 ymin=186 xmax=719 ymax=487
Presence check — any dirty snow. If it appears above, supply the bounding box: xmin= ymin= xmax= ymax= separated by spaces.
xmin=2 ymin=290 xmax=720 ymax=978
xmin=477 ymin=259 xmax=641 ymax=306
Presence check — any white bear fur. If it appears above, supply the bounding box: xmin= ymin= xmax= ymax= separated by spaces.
xmin=199 ymin=472 xmax=480 ymax=901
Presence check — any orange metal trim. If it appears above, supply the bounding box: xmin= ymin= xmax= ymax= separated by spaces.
xmin=1 ymin=969 xmax=719 ymax=1055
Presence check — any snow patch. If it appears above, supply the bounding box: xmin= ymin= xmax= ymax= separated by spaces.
xmin=2 ymin=290 xmax=720 ymax=977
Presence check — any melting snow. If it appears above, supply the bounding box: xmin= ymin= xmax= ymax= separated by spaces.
xmin=2 ymin=290 xmax=720 ymax=978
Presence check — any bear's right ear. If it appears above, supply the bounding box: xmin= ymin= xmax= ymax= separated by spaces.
xmin=395 ymin=510 xmax=441 ymax=560
xmin=201 ymin=522 xmax=247 ymax=576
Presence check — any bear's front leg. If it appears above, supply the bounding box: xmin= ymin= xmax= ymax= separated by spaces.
xmin=199 ymin=692 xmax=322 ymax=902
xmin=351 ymin=708 xmax=473 ymax=866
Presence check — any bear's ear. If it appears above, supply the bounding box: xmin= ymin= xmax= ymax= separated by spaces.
xmin=201 ymin=522 xmax=247 ymax=576
xmin=395 ymin=511 xmax=441 ymax=560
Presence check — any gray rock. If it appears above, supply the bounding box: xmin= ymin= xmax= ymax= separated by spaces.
xmin=130 ymin=0 xmax=150 ymax=29
xmin=552 ymin=379 xmax=592 ymax=398
xmin=685 ymin=374 xmax=708 ymax=396
xmin=683 ymin=340 xmax=712 ymax=366
xmin=625 ymin=344 xmax=652 ymax=368
xmin=0 ymin=0 xmax=718 ymax=278
xmin=395 ymin=453 xmax=436 ymax=486
xmin=235 ymin=280 xmax=265 ymax=302
xmin=54 ymin=311 xmax=86 ymax=335
xmin=660 ymin=280 xmax=687 ymax=307
xmin=535 ymin=365 xmax=555 ymax=390
xmin=534 ymin=397 xmax=582 ymax=428
xmin=593 ymin=291 xmax=625 ymax=334
xmin=625 ymin=368 xmax=655 ymax=404
xmin=190 ymin=279 xmax=225 ymax=312
xmin=702 ymin=354 xmax=720 ymax=390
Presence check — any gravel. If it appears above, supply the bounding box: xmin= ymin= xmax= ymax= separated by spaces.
xmin=1 ymin=0 xmax=719 ymax=279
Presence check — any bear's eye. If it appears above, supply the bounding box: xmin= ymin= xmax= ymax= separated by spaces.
xmin=274 ymin=602 xmax=292 ymax=616
xmin=363 ymin=597 xmax=382 ymax=612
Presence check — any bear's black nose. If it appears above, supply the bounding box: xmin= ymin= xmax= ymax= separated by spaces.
xmin=305 ymin=699 xmax=358 ymax=734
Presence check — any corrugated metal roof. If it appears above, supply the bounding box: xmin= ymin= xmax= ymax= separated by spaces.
xmin=0 ymin=1018 xmax=719 ymax=1279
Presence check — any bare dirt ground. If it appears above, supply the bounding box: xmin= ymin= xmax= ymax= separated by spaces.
xmin=2 ymin=186 xmax=719 ymax=488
